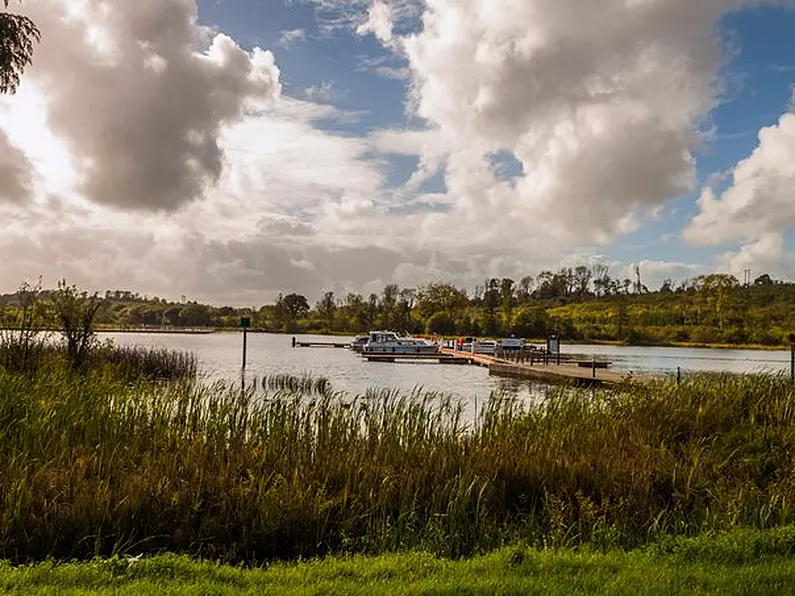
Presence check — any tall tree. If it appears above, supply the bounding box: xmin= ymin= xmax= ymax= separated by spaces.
xmin=413 ymin=283 xmax=468 ymax=320
xmin=280 ymin=293 xmax=310 ymax=322
xmin=0 ymin=0 xmax=40 ymax=94
xmin=316 ymin=291 xmax=337 ymax=329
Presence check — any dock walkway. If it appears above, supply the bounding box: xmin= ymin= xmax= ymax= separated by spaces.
xmin=438 ymin=348 xmax=635 ymax=387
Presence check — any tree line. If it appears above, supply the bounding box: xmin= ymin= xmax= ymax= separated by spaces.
xmin=2 ymin=268 xmax=794 ymax=346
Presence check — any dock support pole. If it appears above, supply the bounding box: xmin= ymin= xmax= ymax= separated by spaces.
xmin=242 ymin=328 xmax=248 ymax=371
xmin=592 ymin=356 xmax=596 ymax=378
xmin=791 ymin=344 xmax=794 ymax=384
xmin=677 ymin=366 xmax=681 ymax=386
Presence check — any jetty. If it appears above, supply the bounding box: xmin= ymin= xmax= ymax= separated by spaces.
xmin=437 ymin=348 xmax=635 ymax=387
xmin=295 ymin=341 xmax=350 ymax=349
xmin=362 ymin=352 xmax=471 ymax=364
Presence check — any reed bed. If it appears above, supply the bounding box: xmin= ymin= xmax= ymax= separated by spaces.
xmin=90 ymin=344 xmax=197 ymax=381
xmin=0 ymin=340 xmax=196 ymax=381
xmin=1 ymin=363 xmax=795 ymax=564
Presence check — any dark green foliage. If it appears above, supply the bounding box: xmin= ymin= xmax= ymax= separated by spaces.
xmin=0 ymin=0 xmax=39 ymax=94
xmin=3 ymin=271 xmax=795 ymax=344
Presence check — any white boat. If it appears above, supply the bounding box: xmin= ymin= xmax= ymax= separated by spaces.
xmin=362 ymin=331 xmax=440 ymax=354
xmin=473 ymin=340 xmax=497 ymax=355
xmin=349 ymin=335 xmax=370 ymax=352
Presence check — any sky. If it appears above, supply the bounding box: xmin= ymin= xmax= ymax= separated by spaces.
xmin=1 ymin=0 xmax=795 ymax=305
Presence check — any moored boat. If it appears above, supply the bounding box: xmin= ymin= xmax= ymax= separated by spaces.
xmin=349 ymin=335 xmax=370 ymax=352
xmin=362 ymin=331 xmax=440 ymax=354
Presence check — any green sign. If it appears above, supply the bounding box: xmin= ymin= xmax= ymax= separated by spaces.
xmin=240 ymin=316 xmax=251 ymax=329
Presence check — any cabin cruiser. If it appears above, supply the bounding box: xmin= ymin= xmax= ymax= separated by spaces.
xmin=362 ymin=331 xmax=440 ymax=354
xmin=349 ymin=335 xmax=370 ymax=352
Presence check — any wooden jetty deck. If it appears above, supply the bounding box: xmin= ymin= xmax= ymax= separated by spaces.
xmin=295 ymin=341 xmax=350 ymax=349
xmin=362 ymin=352 xmax=471 ymax=364
xmin=438 ymin=349 xmax=635 ymax=387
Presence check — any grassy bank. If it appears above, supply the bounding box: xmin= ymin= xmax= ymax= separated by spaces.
xmin=4 ymin=526 xmax=795 ymax=594
xmin=3 ymin=355 xmax=795 ymax=563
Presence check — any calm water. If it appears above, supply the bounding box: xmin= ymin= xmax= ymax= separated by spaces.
xmin=100 ymin=332 xmax=794 ymax=404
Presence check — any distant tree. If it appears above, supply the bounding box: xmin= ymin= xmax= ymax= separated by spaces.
xmin=516 ymin=275 xmax=534 ymax=303
xmin=482 ymin=279 xmax=501 ymax=335
xmin=179 ymin=303 xmax=211 ymax=327
xmin=592 ymin=263 xmax=611 ymax=297
xmin=573 ymin=265 xmax=592 ymax=296
xmin=379 ymin=284 xmax=399 ymax=329
xmin=426 ymin=311 xmax=456 ymax=335
xmin=414 ymin=283 xmax=468 ymax=320
xmin=281 ymin=293 xmax=310 ymax=321
xmin=499 ymin=278 xmax=515 ymax=313
xmin=163 ymin=305 xmax=183 ymax=327
xmin=316 ymin=291 xmax=337 ymax=329
xmin=754 ymin=274 xmax=774 ymax=286
xmin=393 ymin=288 xmax=415 ymax=333
xmin=0 ymin=0 xmax=40 ymax=94
xmin=367 ymin=293 xmax=379 ymax=328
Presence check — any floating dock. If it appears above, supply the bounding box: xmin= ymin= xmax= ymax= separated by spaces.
xmin=295 ymin=341 xmax=350 ymax=348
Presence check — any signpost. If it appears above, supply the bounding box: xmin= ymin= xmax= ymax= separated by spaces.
xmin=547 ymin=334 xmax=561 ymax=365
xmin=241 ymin=316 xmax=251 ymax=370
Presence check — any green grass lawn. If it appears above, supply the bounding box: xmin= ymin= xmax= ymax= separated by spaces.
xmin=3 ymin=527 xmax=795 ymax=595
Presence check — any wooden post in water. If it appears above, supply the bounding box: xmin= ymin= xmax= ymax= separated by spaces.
xmin=677 ymin=366 xmax=681 ymax=386
xmin=592 ymin=356 xmax=596 ymax=378
xmin=240 ymin=316 xmax=251 ymax=370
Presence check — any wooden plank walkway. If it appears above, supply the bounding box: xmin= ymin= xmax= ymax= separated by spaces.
xmin=362 ymin=352 xmax=470 ymax=364
xmin=439 ymin=348 xmax=636 ymax=387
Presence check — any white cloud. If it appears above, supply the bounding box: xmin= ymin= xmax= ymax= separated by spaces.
xmin=685 ymin=98 xmax=795 ymax=246
xmin=717 ymin=233 xmax=795 ymax=281
xmin=355 ymin=1 xmax=396 ymax=46
xmin=302 ymin=81 xmax=338 ymax=103
xmin=382 ymin=0 xmax=763 ymax=246
xmin=5 ymin=0 xmax=795 ymax=302
xmin=278 ymin=28 xmax=307 ymax=48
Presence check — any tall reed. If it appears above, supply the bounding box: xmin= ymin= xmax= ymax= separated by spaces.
xmin=1 ymin=364 xmax=795 ymax=564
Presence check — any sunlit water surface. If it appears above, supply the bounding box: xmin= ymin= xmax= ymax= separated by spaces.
xmin=100 ymin=332 xmax=794 ymax=404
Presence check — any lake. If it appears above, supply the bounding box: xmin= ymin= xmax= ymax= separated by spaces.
xmin=100 ymin=332 xmax=794 ymax=404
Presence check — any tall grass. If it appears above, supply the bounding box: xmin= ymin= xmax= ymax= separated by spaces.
xmin=1 ymin=363 xmax=795 ymax=564
xmin=0 ymin=339 xmax=196 ymax=382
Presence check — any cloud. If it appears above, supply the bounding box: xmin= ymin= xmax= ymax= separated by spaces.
xmin=304 ymin=0 xmax=421 ymax=37
xmin=340 ymin=0 xmax=791 ymax=249
xmin=20 ymin=0 xmax=281 ymax=212
xmin=302 ymin=81 xmax=338 ymax=103
xmin=684 ymin=98 xmax=795 ymax=246
xmin=355 ymin=1 xmax=396 ymax=46
xmin=5 ymin=0 xmax=794 ymax=302
xmin=0 ymin=131 xmax=33 ymax=203
xmin=717 ymin=233 xmax=795 ymax=281
xmin=277 ymin=28 xmax=307 ymax=48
